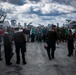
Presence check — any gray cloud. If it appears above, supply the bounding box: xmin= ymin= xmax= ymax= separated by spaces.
xmin=1 ymin=0 xmax=76 ymax=7
xmin=1 ymin=0 xmax=25 ymax=5
xmin=41 ymin=17 xmax=55 ymax=21
xmin=52 ymin=0 xmax=76 ymax=7
xmin=29 ymin=0 xmax=76 ymax=8
xmin=29 ymin=0 xmax=40 ymax=2
xmin=28 ymin=6 xmax=76 ymax=17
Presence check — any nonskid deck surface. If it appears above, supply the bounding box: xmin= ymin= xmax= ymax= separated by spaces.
xmin=0 ymin=42 xmax=76 ymax=75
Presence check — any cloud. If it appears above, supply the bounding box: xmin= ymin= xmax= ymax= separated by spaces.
xmin=0 ymin=0 xmax=76 ymax=27
xmin=0 ymin=0 xmax=25 ymax=5
xmin=28 ymin=0 xmax=41 ymax=3
xmin=28 ymin=3 xmax=76 ymax=16
xmin=28 ymin=0 xmax=76 ymax=8
xmin=1 ymin=0 xmax=76 ymax=8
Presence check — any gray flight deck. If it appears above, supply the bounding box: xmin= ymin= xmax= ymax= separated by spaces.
xmin=0 ymin=42 xmax=76 ymax=75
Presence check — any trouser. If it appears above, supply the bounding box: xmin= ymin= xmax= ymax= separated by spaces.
xmin=15 ymin=44 xmax=26 ymax=63
xmin=47 ymin=47 xmax=55 ymax=59
xmin=31 ymin=38 xmax=35 ymax=42
xmin=5 ymin=51 xmax=12 ymax=64
xmin=68 ymin=48 xmax=73 ymax=56
xmin=5 ymin=58 xmax=11 ymax=64
xmin=4 ymin=46 xmax=13 ymax=64
xmin=42 ymin=35 xmax=46 ymax=42
xmin=68 ymin=43 xmax=74 ymax=56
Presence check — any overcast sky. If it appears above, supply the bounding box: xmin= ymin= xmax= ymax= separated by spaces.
xmin=0 ymin=0 xmax=76 ymax=26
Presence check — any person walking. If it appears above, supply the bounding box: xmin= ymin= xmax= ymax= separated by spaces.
xmin=46 ymin=25 xmax=59 ymax=60
xmin=67 ymin=30 xmax=74 ymax=57
xmin=3 ymin=32 xmax=13 ymax=65
xmin=13 ymin=30 xmax=26 ymax=65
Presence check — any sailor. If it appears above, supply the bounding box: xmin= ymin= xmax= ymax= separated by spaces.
xmin=13 ymin=29 xmax=26 ymax=65
xmin=46 ymin=25 xmax=59 ymax=60
xmin=3 ymin=32 xmax=13 ymax=65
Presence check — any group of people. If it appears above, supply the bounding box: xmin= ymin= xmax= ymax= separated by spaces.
xmin=0 ymin=28 xmax=27 ymax=65
xmin=0 ymin=25 xmax=76 ymax=65
xmin=44 ymin=25 xmax=75 ymax=60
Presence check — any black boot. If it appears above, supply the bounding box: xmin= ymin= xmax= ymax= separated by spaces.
xmin=23 ymin=61 xmax=27 ymax=65
xmin=6 ymin=62 xmax=12 ymax=65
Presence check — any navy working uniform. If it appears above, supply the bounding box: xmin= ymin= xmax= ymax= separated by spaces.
xmin=13 ymin=31 xmax=26 ymax=65
xmin=46 ymin=25 xmax=58 ymax=60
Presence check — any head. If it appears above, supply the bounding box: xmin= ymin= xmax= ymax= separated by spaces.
xmin=52 ymin=25 xmax=56 ymax=30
